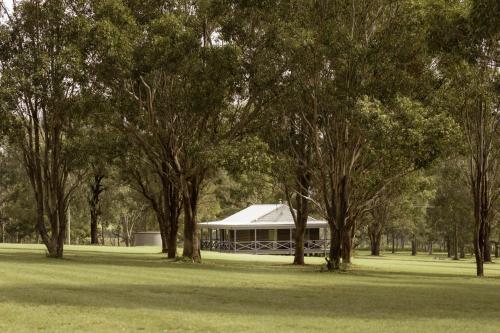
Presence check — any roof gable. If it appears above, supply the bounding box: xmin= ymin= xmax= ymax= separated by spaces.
xmin=199 ymin=204 xmax=327 ymax=229
xmin=220 ymin=204 xmax=281 ymax=224
xmin=217 ymin=204 xmax=318 ymax=225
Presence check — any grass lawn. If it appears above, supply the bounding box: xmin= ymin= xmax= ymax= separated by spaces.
xmin=1 ymin=244 xmax=500 ymax=332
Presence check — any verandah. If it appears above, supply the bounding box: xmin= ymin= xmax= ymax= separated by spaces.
xmin=200 ymin=227 xmax=330 ymax=255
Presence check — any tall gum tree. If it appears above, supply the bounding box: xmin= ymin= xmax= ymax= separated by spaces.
xmin=429 ymin=0 xmax=499 ymax=276
xmin=219 ymin=1 xmax=318 ymax=265
xmin=0 ymin=1 xmax=89 ymax=257
xmin=121 ymin=1 xmax=247 ymax=261
xmin=224 ymin=0 xmax=454 ymax=268
xmin=0 ymin=0 xmax=136 ymax=257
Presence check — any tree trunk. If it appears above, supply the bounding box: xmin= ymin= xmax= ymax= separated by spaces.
xmin=89 ymin=175 xmax=104 ymax=245
xmin=428 ymin=241 xmax=433 ymax=255
xmin=391 ymin=232 xmax=395 ymax=254
xmin=182 ymin=176 xmax=201 ymax=262
xmin=369 ymin=230 xmax=382 ymax=256
xmin=167 ymin=226 xmax=177 ymax=259
xmin=483 ymin=224 xmax=491 ymax=262
xmin=156 ymin=214 xmax=169 ymax=253
xmin=292 ymin=178 xmax=309 ymax=265
xmin=294 ymin=229 xmax=305 ymax=265
xmin=474 ymin=231 xmax=484 ymax=276
xmin=368 ymin=206 xmax=386 ymax=257
xmin=101 ymin=223 xmax=105 ymax=246
xmin=328 ymin=225 xmax=341 ymax=270
xmin=27 ymin=116 xmax=68 ymax=258
xmin=453 ymin=223 xmax=459 ymax=260
xmin=90 ymin=217 xmax=99 ymax=245
xmin=166 ymin=181 xmax=180 ymax=259
xmin=341 ymin=228 xmax=352 ymax=264
xmin=411 ymin=235 xmax=417 ymax=256
xmin=0 ymin=221 xmax=4 ymax=243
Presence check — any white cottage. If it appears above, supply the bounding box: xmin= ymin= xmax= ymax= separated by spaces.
xmin=199 ymin=204 xmax=329 ymax=255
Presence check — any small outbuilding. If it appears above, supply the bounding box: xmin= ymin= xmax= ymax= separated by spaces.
xmin=134 ymin=231 xmax=162 ymax=246
xmin=199 ymin=204 xmax=329 ymax=255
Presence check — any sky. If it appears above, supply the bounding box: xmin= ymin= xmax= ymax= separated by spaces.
xmin=2 ymin=0 xmax=13 ymax=14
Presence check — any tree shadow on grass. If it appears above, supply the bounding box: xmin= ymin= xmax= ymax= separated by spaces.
xmin=1 ymin=249 xmax=498 ymax=281
xmin=1 ymin=280 xmax=500 ymax=321
xmin=0 ymin=250 xmax=317 ymax=275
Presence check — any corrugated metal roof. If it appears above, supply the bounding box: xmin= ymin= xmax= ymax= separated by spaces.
xmin=199 ymin=204 xmax=328 ymax=229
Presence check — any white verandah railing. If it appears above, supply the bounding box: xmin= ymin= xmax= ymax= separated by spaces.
xmin=201 ymin=239 xmax=329 ymax=254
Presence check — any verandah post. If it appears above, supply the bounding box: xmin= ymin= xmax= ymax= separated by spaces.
xmin=254 ymin=229 xmax=257 ymax=254
xmin=323 ymin=227 xmax=327 ymax=257
xmin=209 ymin=228 xmax=212 ymax=251
xmin=234 ymin=229 xmax=237 ymax=253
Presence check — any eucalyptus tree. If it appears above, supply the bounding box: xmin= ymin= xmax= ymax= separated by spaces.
xmin=366 ymin=180 xmax=408 ymax=256
xmin=427 ymin=160 xmax=473 ymax=259
xmin=120 ymin=1 xmax=246 ymax=261
xmin=223 ymin=0 xmax=453 ymax=268
xmin=0 ymin=1 xmax=88 ymax=257
xmin=429 ymin=0 xmax=499 ymax=276
xmin=220 ymin=1 xmax=335 ymax=265
xmin=80 ymin=110 xmax=128 ymax=245
xmin=0 ymin=0 xmax=134 ymax=257
xmin=270 ymin=1 xmax=453 ymax=269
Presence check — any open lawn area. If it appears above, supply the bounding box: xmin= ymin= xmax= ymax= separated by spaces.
xmin=1 ymin=244 xmax=500 ymax=332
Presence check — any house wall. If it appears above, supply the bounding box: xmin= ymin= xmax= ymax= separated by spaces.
xmin=257 ymin=229 xmax=276 ymax=241
xmin=306 ymin=228 xmax=320 ymax=240
xmin=235 ymin=230 xmax=252 ymax=242
xmin=277 ymin=229 xmax=292 ymax=241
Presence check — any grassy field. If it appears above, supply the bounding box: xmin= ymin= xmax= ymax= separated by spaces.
xmin=1 ymin=244 xmax=500 ymax=332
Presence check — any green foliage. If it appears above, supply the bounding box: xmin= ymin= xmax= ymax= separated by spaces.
xmin=427 ymin=160 xmax=473 ymax=244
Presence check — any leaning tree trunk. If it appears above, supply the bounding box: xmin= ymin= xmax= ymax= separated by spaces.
xmin=156 ymin=213 xmax=169 ymax=254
